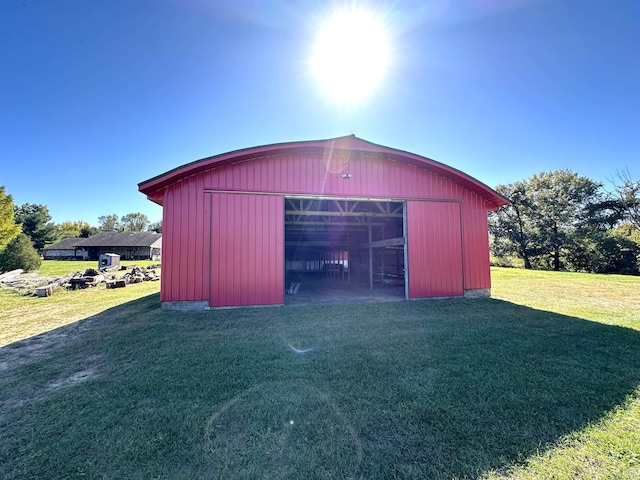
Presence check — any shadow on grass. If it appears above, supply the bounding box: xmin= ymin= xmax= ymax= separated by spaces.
xmin=1 ymin=296 xmax=639 ymax=479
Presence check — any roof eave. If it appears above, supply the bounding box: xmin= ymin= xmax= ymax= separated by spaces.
xmin=138 ymin=135 xmax=510 ymax=209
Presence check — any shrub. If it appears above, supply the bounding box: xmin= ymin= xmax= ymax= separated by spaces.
xmin=564 ymin=234 xmax=599 ymax=273
xmin=490 ymin=255 xmax=524 ymax=268
xmin=0 ymin=233 xmax=42 ymax=273
xmin=565 ymin=230 xmax=640 ymax=275
xmin=592 ymin=234 xmax=640 ymax=275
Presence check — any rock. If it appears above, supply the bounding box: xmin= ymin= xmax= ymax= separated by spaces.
xmin=35 ymin=285 xmax=54 ymax=297
xmin=106 ymin=280 xmax=126 ymax=289
xmin=0 ymin=269 xmax=24 ymax=283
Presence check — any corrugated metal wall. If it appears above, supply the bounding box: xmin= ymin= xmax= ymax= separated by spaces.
xmin=160 ymin=177 xmax=209 ymax=303
xmin=209 ymin=193 xmax=284 ymax=307
xmin=406 ymin=201 xmax=464 ymax=298
xmin=461 ymin=191 xmax=492 ymax=291
xmin=202 ymin=154 xmax=463 ymax=199
xmin=158 ymin=151 xmax=493 ymax=306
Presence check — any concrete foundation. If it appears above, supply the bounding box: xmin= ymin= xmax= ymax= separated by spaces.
xmin=161 ymin=300 xmax=210 ymax=311
xmin=463 ymin=289 xmax=491 ymax=298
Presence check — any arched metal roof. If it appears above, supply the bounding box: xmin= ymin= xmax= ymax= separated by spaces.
xmin=138 ymin=135 xmax=509 ymax=209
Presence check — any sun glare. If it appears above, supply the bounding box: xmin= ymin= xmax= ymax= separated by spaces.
xmin=311 ymin=8 xmax=390 ymax=104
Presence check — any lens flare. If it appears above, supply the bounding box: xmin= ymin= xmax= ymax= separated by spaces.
xmin=311 ymin=8 xmax=390 ymax=103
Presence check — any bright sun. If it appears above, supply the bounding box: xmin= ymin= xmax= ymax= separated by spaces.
xmin=311 ymin=8 xmax=390 ymax=103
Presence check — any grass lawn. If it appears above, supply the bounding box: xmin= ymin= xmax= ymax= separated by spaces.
xmin=1 ymin=267 xmax=639 ymax=479
xmin=37 ymin=259 xmax=161 ymax=277
xmin=0 ymin=260 xmax=161 ymax=346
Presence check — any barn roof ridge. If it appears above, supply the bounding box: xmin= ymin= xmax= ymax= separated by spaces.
xmin=138 ymin=135 xmax=509 ymax=208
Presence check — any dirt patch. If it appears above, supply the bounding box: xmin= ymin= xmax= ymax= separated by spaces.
xmin=0 ymin=331 xmax=73 ymax=373
xmin=0 ymin=320 xmax=108 ymax=429
xmin=47 ymin=365 xmax=102 ymax=392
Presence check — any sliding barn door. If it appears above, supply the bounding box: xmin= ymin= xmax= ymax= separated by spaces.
xmin=209 ymin=193 xmax=284 ymax=307
xmin=406 ymin=201 xmax=464 ymax=298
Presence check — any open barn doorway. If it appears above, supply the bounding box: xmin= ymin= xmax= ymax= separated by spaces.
xmin=284 ymin=197 xmax=407 ymax=305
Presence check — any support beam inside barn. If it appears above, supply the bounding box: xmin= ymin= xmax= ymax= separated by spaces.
xmin=284 ymin=197 xmax=406 ymax=304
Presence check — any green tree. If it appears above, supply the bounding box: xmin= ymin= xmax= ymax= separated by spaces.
xmin=80 ymin=225 xmax=99 ymax=238
xmin=593 ymin=231 xmax=640 ymax=274
xmin=611 ymin=169 xmax=640 ymax=229
xmin=148 ymin=220 xmax=162 ymax=233
xmin=0 ymin=233 xmax=42 ymax=273
xmin=0 ymin=186 xmax=21 ymax=251
xmin=490 ymin=181 xmax=541 ymax=269
xmin=57 ymin=220 xmax=94 ymax=239
xmin=490 ymin=170 xmax=602 ymax=271
xmin=529 ymin=170 xmax=602 ymax=270
xmin=567 ymin=226 xmax=640 ymax=275
xmin=98 ymin=214 xmax=120 ymax=231
xmin=120 ymin=212 xmax=150 ymax=232
xmin=14 ymin=203 xmax=59 ymax=253
xmin=582 ymin=198 xmax=626 ymax=231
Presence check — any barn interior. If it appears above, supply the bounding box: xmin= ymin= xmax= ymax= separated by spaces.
xmin=284 ymin=197 xmax=407 ymax=305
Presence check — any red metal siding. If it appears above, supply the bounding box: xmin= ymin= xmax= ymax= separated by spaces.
xmin=209 ymin=193 xmax=284 ymax=307
xmin=160 ymin=178 xmax=210 ymax=303
xmin=461 ymin=191 xmax=492 ymax=291
xmin=200 ymin=154 xmax=467 ymax=200
xmin=154 ymin=149 xmax=495 ymax=305
xmin=139 ymin=137 xmax=509 ymax=209
xmin=407 ymin=201 xmax=464 ymax=298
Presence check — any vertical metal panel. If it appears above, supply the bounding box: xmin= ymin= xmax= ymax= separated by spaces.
xmin=159 ymin=188 xmax=173 ymax=303
xmin=209 ymin=193 xmax=284 ymax=307
xmin=407 ymin=201 xmax=464 ymax=298
xmin=460 ymin=191 xmax=492 ymax=290
xmin=160 ymin=181 xmax=210 ymax=303
xmin=178 ymin=182 xmax=189 ymax=301
xmin=200 ymin=153 xmax=474 ymax=201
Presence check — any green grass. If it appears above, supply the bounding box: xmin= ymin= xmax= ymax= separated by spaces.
xmin=0 ymin=268 xmax=639 ymax=479
xmin=37 ymin=259 xmax=160 ymax=277
xmin=0 ymin=260 xmax=161 ymax=346
xmin=491 ymin=267 xmax=640 ymax=328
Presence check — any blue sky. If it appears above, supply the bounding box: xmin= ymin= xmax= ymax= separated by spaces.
xmin=1 ymin=0 xmax=638 ymax=226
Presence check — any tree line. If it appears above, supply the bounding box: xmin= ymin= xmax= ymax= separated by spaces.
xmin=0 ymin=186 xmax=161 ymax=272
xmin=490 ymin=169 xmax=640 ymax=275
xmin=3 ymin=171 xmax=640 ymax=275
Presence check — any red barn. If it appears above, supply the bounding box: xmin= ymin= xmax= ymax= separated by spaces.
xmin=138 ymin=135 xmax=508 ymax=310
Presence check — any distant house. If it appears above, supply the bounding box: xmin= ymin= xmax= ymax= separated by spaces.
xmin=72 ymin=231 xmax=162 ymax=261
xmin=43 ymin=238 xmax=89 ymax=260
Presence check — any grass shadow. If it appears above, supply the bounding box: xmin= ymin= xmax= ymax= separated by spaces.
xmin=1 ymin=297 xmax=639 ymax=479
